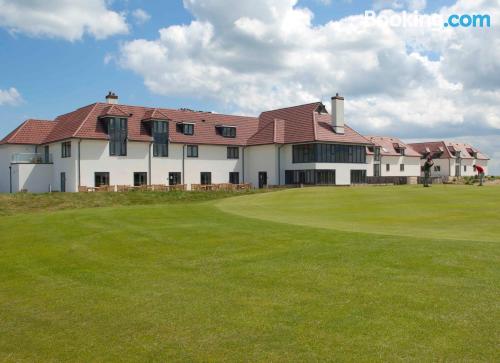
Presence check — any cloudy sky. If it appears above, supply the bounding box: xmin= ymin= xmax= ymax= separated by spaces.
xmin=0 ymin=0 xmax=498 ymax=172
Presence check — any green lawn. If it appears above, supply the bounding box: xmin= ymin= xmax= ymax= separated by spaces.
xmin=0 ymin=186 xmax=499 ymax=362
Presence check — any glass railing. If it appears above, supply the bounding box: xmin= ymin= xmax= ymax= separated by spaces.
xmin=11 ymin=153 xmax=53 ymax=164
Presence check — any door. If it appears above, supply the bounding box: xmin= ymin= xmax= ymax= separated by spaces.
xmin=44 ymin=146 xmax=50 ymax=163
xmin=258 ymin=172 xmax=267 ymax=189
xmin=60 ymin=172 xmax=66 ymax=192
xmin=169 ymin=172 xmax=181 ymax=185
xmin=350 ymin=170 xmax=367 ymax=184
xmin=455 ymin=164 xmax=460 ymax=177
xmin=200 ymin=172 xmax=212 ymax=185
xmin=134 ymin=172 xmax=147 ymax=186
xmin=95 ymin=172 xmax=110 ymax=187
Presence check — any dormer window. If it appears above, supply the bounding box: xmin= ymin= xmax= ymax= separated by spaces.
xmin=152 ymin=120 xmax=169 ymax=157
xmin=177 ymin=122 xmax=194 ymax=135
xmin=101 ymin=117 xmax=127 ymax=156
xmin=216 ymin=125 xmax=236 ymax=138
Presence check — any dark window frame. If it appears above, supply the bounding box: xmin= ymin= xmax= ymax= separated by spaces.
xmin=61 ymin=141 xmax=71 ymax=158
xmin=152 ymin=120 xmax=169 ymax=157
xmin=177 ymin=123 xmax=194 ymax=135
xmin=168 ymin=172 xmax=181 ymax=186
xmin=229 ymin=172 xmax=240 ymax=184
xmin=285 ymin=169 xmax=336 ymax=185
xmin=200 ymin=172 xmax=212 ymax=185
xmin=400 ymin=164 xmax=405 ymax=172
xmin=134 ymin=172 xmax=148 ymax=186
xmin=227 ymin=146 xmax=239 ymax=159
xmin=107 ymin=117 xmax=128 ymax=156
xmin=95 ymin=172 xmax=110 ymax=187
xmin=292 ymin=143 xmax=366 ymax=164
xmin=187 ymin=145 xmax=198 ymax=158
xmin=217 ymin=126 xmax=237 ymax=138
xmin=386 ymin=164 xmax=390 ymax=172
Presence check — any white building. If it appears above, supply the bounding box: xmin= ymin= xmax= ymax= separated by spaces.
xmin=0 ymin=92 xmax=489 ymax=192
xmin=366 ymin=136 xmax=421 ymax=178
xmin=408 ymin=141 xmax=489 ymax=178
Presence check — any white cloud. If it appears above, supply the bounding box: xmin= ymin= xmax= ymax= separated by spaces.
xmin=373 ymin=0 xmax=426 ymax=11
xmin=0 ymin=0 xmax=128 ymax=41
xmin=118 ymin=0 xmax=499 ymax=147
xmin=0 ymin=87 xmax=22 ymax=106
xmin=132 ymin=8 xmax=151 ymax=25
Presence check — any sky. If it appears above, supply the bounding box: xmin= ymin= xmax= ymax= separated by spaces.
xmin=0 ymin=0 xmax=498 ymax=173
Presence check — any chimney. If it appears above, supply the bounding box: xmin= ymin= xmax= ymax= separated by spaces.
xmin=105 ymin=91 xmax=118 ymax=104
xmin=331 ymin=93 xmax=344 ymax=134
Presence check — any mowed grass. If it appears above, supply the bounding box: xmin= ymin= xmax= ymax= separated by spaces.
xmin=0 ymin=186 xmax=499 ymax=362
xmin=218 ymin=184 xmax=500 ymax=242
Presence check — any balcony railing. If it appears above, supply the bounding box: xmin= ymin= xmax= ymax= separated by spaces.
xmin=11 ymin=153 xmax=53 ymax=164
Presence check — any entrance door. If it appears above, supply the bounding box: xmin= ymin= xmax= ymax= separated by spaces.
xmin=455 ymin=164 xmax=460 ymax=177
xmin=95 ymin=172 xmax=110 ymax=187
xmin=60 ymin=172 xmax=66 ymax=192
xmin=134 ymin=172 xmax=148 ymax=186
xmin=169 ymin=172 xmax=181 ymax=185
xmin=258 ymin=172 xmax=267 ymax=189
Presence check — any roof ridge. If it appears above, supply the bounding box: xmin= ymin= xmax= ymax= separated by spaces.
xmin=72 ymin=103 xmax=100 ymax=139
xmin=260 ymin=101 xmax=321 ymax=115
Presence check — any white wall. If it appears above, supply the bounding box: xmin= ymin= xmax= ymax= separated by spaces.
xmin=44 ymin=140 xmax=78 ymax=192
xmin=11 ymin=163 xmax=53 ymax=193
xmin=0 ymin=144 xmax=38 ymax=193
xmin=245 ymin=144 xmax=278 ymax=187
xmin=381 ymin=156 xmax=420 ymax=177
xmin=79 ymin=140 xmax=244 ymax=189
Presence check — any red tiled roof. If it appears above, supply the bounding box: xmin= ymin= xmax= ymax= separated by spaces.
xmin=0 ymin=119 xmax=55 ymax=145
xmin=367 ymin=136 xmax=420 ymax=157
xmin=248 ymin=102 xmax=371 ymax=145
xmin=99 ymin=104 xmax=130 ymax=118
xmin=408 ymin=141 xmax=452 ymax=159
xmin=44 ymin=103 xmax=259 ymax=146
xmin=445 ymin=141 xmax=489 ymax=160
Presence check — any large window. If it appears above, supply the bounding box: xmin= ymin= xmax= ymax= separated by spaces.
xmin=187 ymin=145 xmax=198 ymax=157
xmin=153 ymin=121 xmax=168 ymax=157
xmin=351 ymin=170 xmax=367 ymax=184
xmin=200 ymin=172 xmax=212 ymax=185
xmin=285 ymin=170 xmax=336 ymax=185
xmin=292 ymin=144 xmax=366 ymax=164
xmin=95 ymin=172 xmax=110 ymax=187
xmin=227 ymin=146 xmax=239 ymax=159
xmin=108 ymin=117 xmax=127 ymax=156
xmin=229 ymin=172 xmax=239 ymax=184
xmin=134 ymin=172 xmax=147 ymax=186
xmin=61 ymin=141 xmax=71 ymax=158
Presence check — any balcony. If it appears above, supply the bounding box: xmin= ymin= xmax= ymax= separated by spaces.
xmin=11 ymin=153 xmax=53 ymax=164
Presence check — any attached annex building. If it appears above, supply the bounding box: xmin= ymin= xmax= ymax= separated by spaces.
xmin=0 ymin=93 xmax=489 ymax=192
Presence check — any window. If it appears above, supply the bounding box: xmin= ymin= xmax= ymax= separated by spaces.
xmin=434 ymin=165 xmax=441 ymax=172
xmin=374 ymin=163 xmax=381 ymax=177
xmin=61 ymin=141 xmax=71 ymax=158
xmin=374 ymin=147 xmax=381 ymax=162
xmin=95 ymin=172 xmax=110 ymax=187
xmin=351 ymin=170 xmax=367 ymax=184
xmin=108 ymin=117 xmax=127 ymax=156
xmin=386 ymin=164 xmax=390 ymax=172
xmin=153 ymin=121 xmax=168 ymax=157
xmin=134 ymin=172 xmax=147 ymax=186
xmin=216 ymin=126 xmax=236 ymax=138
xmin=169 ymin=172 xmax=181 ymax=186
xmin=229 ymin=172 xmax=239 ymax=184
xmin=285 ymin=170 xmax=336 ymax=185
xmin=177 ymin=123 xmax=194 ymax=135
xmin=400 ymin=164 xmax=405 ymax=172
xmin=292 ymin=144 xmax=366 ymax=164
xmin=464 ymin=165 xmax=467 ymax=172
xmin=200 ymin=172 xmax=212 ymax=185
xmin=227 ymin=146 xmax=239 ymax=159
xmin=187 ymin=145 xmax=198 ymax=157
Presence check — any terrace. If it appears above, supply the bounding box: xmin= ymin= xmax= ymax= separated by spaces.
xmin=11 ymin=153 xmax=53 ymax=164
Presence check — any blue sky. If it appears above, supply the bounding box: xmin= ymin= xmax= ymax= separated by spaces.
xmin=0 ymin=0 xmax=498 ymax=172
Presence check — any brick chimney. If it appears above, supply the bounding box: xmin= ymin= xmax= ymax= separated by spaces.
xmin=105 ymin=91 xmax=118 ymax=104
xmin=331 ymin=93 xmax=344 ymax=134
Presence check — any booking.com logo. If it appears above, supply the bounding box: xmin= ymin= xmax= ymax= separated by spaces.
xmin=364 ymin=11 xmax=492 ymax=29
